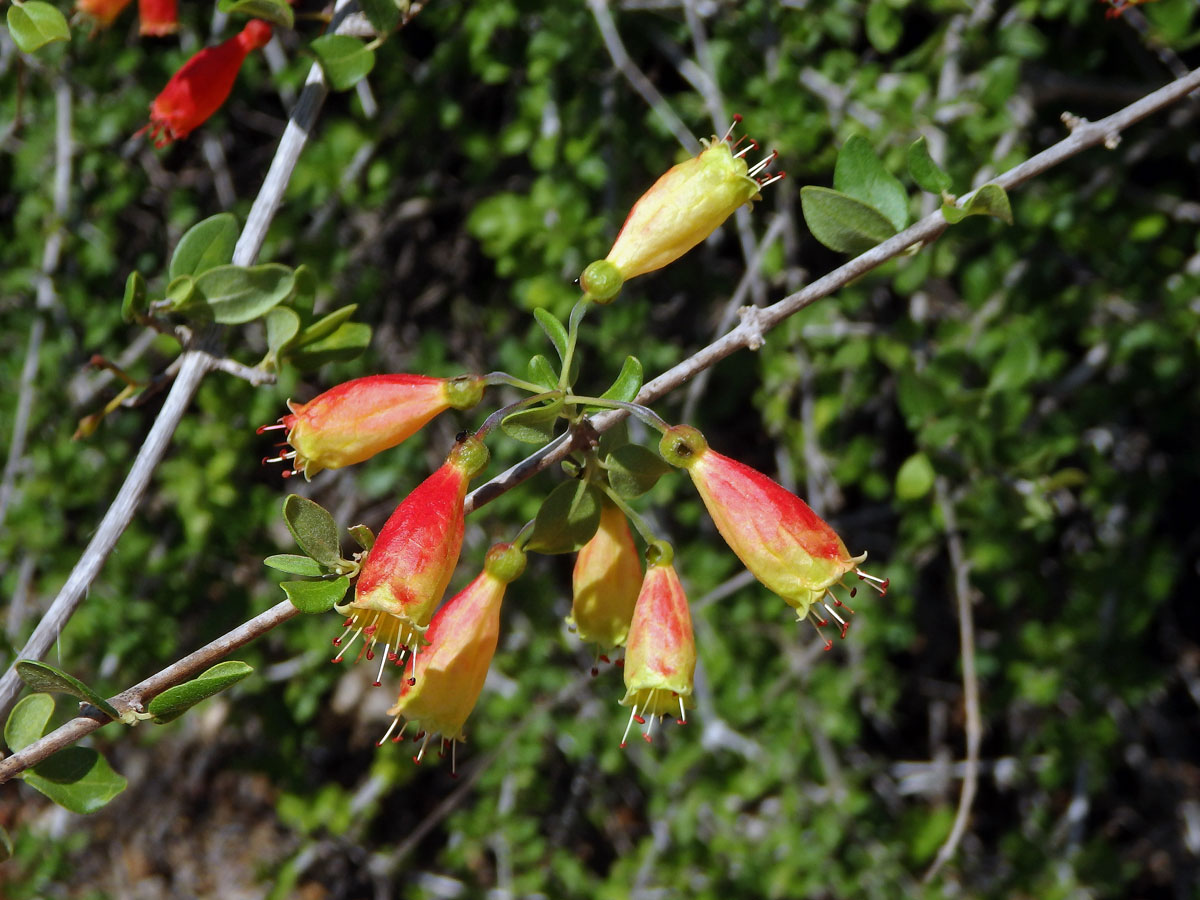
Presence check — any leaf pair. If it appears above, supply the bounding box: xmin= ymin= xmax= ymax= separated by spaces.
xmin=269 ymin=495 xmax=374 ymax=613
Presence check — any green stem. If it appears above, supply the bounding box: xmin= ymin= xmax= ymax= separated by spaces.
xmin=474 ymin=390 xmax=563 ymax=440
xmin=557 ymin=299 xmax=591 ymax=391
xmin=598 ymin=482 xmax=660 ymax=547
xmin=511 ymin=519 xmax=537 ymax=552
xmin=563 ymin=395 xmax=670 ymax=432
xmin=483 ymin=371 xmax=551 ymax=394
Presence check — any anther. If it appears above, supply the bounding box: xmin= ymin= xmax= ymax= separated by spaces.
xmin=374 ymin=643 xmax=390 ymax=686
xmin=746 ymin=150 xmax=778 ymax=178
xmin=721 ymin=114 xmax=743 ymax=142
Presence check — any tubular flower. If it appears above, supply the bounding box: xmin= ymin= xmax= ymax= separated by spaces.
xmin=143 ymin=20 xmax=273 ymax=147
xmin=659 ymin=425 xmax=887 ymax=650
xmin=76 ymin=0 xmax=133 ymax=30
xmin=137 ymin=0 xmax=178 ymax=35
xmin=579 ymin=117 xmax=783 ymax=303
xmin=259 ymin=374 xmax=486 ymax=479
xmin=619 ymin=544 xmax=695 ymax=747
xmin=330 ymin=435 xmax=490 ymax=680
xmin=378 ymin=543 xmax=526 ymax=771
xmin=569 ymin=498 xmax=643 ymax=665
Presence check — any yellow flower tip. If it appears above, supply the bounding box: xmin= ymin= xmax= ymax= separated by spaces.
xmin=658 ymin=424 xmax=708 ymax=469
xmin=596 ymin=119 xmax=784 ymax=290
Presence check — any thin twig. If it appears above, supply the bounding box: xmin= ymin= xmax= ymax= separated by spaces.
xmin=924 ymin=476 xmax=981 ymax=881
xmin=586 ymin=0 xmax=700 ymax=153
xmin=0 ymin=0 xmax=357 ymax=724
xmin=465 ymin=65 xmax=1200 ymax=511
xmin=200 ymin=352 xmax=277 ymax=386
xmin=0 ymin=601 xmax=300 ymax=783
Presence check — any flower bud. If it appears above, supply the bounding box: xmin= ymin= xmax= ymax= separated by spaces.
xmin=579 ymin=121 xmax=782 ymax=303
xmin=378 ymin=543 xmax=526 ymax=771
xmin=76 ymin=0 xmax=132 ymax=29
xmin=137 ymin=0 xmax=178 ymax=36
xmin=330 ymin=435 xmax=490 ymax=679
xmin=619 ymin=550 xmax=695 ymax=747
xmin=143 ymin=20 xmax=273 ymax=147
xmin=570 ymin=499 xmax=642 ymax=656
xmin=261 ymin=374 xmax=486 ymax=479
xmin=660 ymin=425 xmax=886 ymax=648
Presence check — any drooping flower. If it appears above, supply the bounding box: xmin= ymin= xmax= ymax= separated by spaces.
xmin=378 ymin=542 xmax=527 ymax=772
xmin=259 ymin=374 xmax=486 ymax=479
xmin=579 ymin=118 xmax=783 ymax=303
xmin=569 ymin=498 xmax=643 ymax=666
xmin=330 ymin=434 xmax=490 ymax=681
xmin=143 ymin=20 xmax=273 ymax=148
xmin=619 ymin=543 xmax=695 ymax=747
xmin=137 ymin=0 xmax=178 ymax=35
xmin=659 ymin=425 xmax=887 ymax=649
xmin=76 ymin=0 xmax=133 ymax=30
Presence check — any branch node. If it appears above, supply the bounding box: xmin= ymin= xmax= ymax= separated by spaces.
xmin=738 ymin=306 xmax=766 ymax=350
xmin=1103 ymin=131 xmax=1122 ymax=150
xmin=1060 ymin=111 xmax=1089 ymax=133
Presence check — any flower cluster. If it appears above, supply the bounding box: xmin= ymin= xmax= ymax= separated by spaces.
xmin=263 ymin=123 xmax=884 ymax=769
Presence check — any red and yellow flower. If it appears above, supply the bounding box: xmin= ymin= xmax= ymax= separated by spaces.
xmin=659 ymin=425 xmax=886 ymax=648
xmin=579 ymin=120 xmax=782 ymax=303
xmin=144 ymin=20 xmax=273 ymax=147
xmin=330 ymin=435 xmax=490 ymax=679
xmin=570 ymin=498 xmax=643 ymax=659
xmin=137 ymin=0 xmax=177 ymax=35
xmin=76 ymin=0 xmax=133 ymax=30
xmin=378 ymin=543 xmax=527 ymax=771
xmin=261 ymin=374 xmax=486 ymax=479
xmin=619 ymin=544 xmax=695 ymax=747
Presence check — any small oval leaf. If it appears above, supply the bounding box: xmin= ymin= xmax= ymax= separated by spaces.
xmin=524 ymin=481 xmax=603 ymax=554
xmin=895 ymin=452 xmax=935 ymax=501
xmin=6 ymin=2 xmax=70 ymax=53
xmin=216 ymin=0 xmax=293 ymax=28
xmin=5 ymin=693 xmax=55 ymax=753
xmin=282 ymin=495 xmax=343 ymax=566
xmin=533 ymin=308 xmax=569 ymax=362
xmin=501 ymin=399 xmax=563 ymax=445
xmin=121 ymin=271 xmax=148 ymax=323
xmin=348 ymin=524 xmax=375 ymax=551
xmin=598 ymin=356 xmax=643 ymax=405
xmin=292 ymin=304 xmax=358 ymax=348
xmin=907 ymin=137 xmax=952 ymax=195
xmin=264 ymin=554 xmax=325 ymax=576
xmin=311 ymin=35 xmax=376 ymax=91
xmin=606 ymin=444 xmax=672 ymax=500
xmin=359 ymin=0 xmax=399 ymax=35
xmin=169 ymin=213 xmax=239 ymax=280
xmin=800 ymin=186 xmax=898 ymax=255
xmin=833 ymin=135 xmax=909 ymax=232
xmin=288 ymin=322 xmax=372 ymax=371
xmin=265 ymin=307 xmax=301 ymax=365
xmin=281 ymin=576 xmax=350 ymax=614
xmin=23 ymin=747 xmax=127 ymax=814
xmin=195 ymin=263 xmax=296 ymax=325
xmin=527 ymin=354 xmax=559 ymax=389
xmin=147 ymin=661 xmax=254 ymax=724
xmin=14 ymin=661 xmax=119 ymax=720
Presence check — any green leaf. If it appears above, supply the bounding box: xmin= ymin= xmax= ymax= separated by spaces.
xmin=264 ymin=554 xmax=325 ymax=576
xmin=311 ymin=35 xmax=376 ymax=91
xmin=23 ymin=748 xmax=127 ymax=814
xmin=895 ymin=452 xmax=935 ymax=501
xmin=195 ymin=263 xmax=296 ymax=325
xmin=282 ymin=495 xmax=343 ymax=566
xmin=597 ymin=356 xmax=643 ymax=405
xmin=217 ymin=0 xmax=294 ymax=28
xmin=943 ymin=184 xmax=1013 ymax=226
xmin=501 ymin=399 xmax=564 ymax=444
xmin=169 ymin=213 xmax=239 ymax=280
xmin=834 ymin=135 xmax=909 ymax=231
xmin=907 ymin=137 xmax=952 ymax=195
xmin=288 ymin=322 xmax=372 ymax=371
xmin=606 ymin=444 xmax=672 ymax=500
xmin=525 ymin=481 xmax=603 ymax=554
xmin=281 ymin=576 xmax=350 ymax=614
xmin=121 ymin=271 xmax=148 ymax=323
xmin=290 ymin=264 xmax=317 ymax=317
xmin=533 ymin=308 xmax=569 ymax=363
xmin=147 ymin=661 xmax=254 ymax=724
xmin=6 ymin=2 xmax=69 ymax=53
xmin=0 ymin=826 xmax=12 ymax=862
xmin=527 ymin=354 xmax=559 ymax=389
xmin=14 ymin=661 xmax=120 ymax=721
xmin=865 ymin=0 xmax=902 ymax=53
xmin=800 ymin=186 xmax=898 ymax=255
xmin=265 ymin=306 xmax=302 ymax=365
xmin=988 ymin=333 xmax=1039 ymax=393
xmin=359 ymin=0 xmax=400 ymax=35
xmin=597 ymin=420 xmax=629 ymax=458
xmin=5 ymin=693 xmax=55 ymax=753
xmin=292 ymin=304 xmax=359 ymax=348
xmin=164 ymin=274 xmax=196 ymax=311
xmin=348 ymin=524 xmax=375 ymax=551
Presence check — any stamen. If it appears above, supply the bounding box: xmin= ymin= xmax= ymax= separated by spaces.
xmin=746 ymin=150 xmax=778 ymax=178
xmin=408 ymin=642 xmax=418 ymax=685
xmin=823 ymin=601 xmax=850 ymax=640
xmin=256 ymin=422 xmax=287 ymax=434
xmin=281 ymin=469 xmax=294 ymax=479
xmin=856 ymin=568 xmax=890 ymax=595
xmin=331 ymin=626 xmax=363 ymax=662
xmin=377 ymin=716 xmax=401 ymax=746
xmin=756 ymin=172 xmax=786 ymax=188
xmin=332 ymin=622 xmax=354 ymax=647
xmin=732 ymin=138 xmax=759 ymax=159
xmin=721 ymin=113 xmax=743 ymax=142
xmin=643 ymin=712 xmax=656 ymax=743
xmin=439 ymin=737 xmax=448 ymax=759
xmin=261 ymin=451 xmax=296 ymax=464
xmin=391 ymin=721 xmax=410 ymax=743
xmin=413 ymin=731 xmax=431 ymax=765
xmin=621 ymin=704 xmax=640 ymax=748
xmin=373 ymin=642 xmax=390 ymax=686
xmin=678 ymin=695 xmax=687 ymax=725
xmin=808 ymin=613 xmax=833 ymax=651
xmin=451 ymin=740 xmax=458 ymax=778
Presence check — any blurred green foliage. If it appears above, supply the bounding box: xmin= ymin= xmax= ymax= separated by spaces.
xmin=2 ymin=0 xmax=1200 ymax=897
